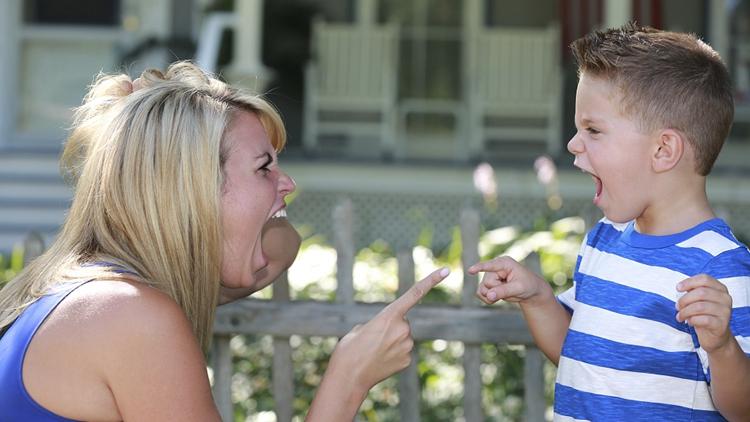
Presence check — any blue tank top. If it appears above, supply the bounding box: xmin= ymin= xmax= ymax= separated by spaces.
xmin=0 ymin=280 xmax=89 ymax=422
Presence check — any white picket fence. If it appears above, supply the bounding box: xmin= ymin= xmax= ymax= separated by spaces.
xmin=211 ymin=200 xmax=548 ymax=421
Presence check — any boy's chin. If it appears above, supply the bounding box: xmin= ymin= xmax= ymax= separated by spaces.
xmin=601 ymin=208 xmax=637 ymax=224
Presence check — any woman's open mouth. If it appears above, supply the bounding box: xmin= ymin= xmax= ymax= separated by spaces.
xmin=268 ymin=205 xmax=287 ymax=221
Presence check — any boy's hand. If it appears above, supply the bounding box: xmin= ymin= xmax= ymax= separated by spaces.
xmin=676 ymin=274 xmax=734 ymax=353
xmin=468 ymin=256 xmax=551 ymax=306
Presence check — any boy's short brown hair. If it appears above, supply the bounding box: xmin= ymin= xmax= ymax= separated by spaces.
xmin=571 ymin=23 xmax=734 ymax=175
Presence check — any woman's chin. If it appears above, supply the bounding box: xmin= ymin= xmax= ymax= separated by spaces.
xmin=220 ymin=273 xmax=258 ymax=291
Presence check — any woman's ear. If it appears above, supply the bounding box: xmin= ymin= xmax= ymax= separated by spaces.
xmin=652 ymin=129 xmax=684 ymax=173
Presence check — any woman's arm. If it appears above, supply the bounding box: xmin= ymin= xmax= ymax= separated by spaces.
xmin=219 ymin=217 xmax=301 ymax=304
xmin=100 ymin=282 xmax=222 ymax=421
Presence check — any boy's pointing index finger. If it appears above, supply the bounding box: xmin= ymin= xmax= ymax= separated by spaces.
xmin=384 ymin=267 xmax=450 ymax=317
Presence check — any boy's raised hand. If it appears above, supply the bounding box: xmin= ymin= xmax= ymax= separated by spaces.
xmin=469 ymin=256 xmax=550 ymax=306
xmin=676 ymin=274 xmax=734 ymax=353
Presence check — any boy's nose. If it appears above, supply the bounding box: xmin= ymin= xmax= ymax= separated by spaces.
xmin=567 ymin=134 xmax=584 ymax=154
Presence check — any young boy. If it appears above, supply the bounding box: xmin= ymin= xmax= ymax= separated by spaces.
xmin=470 ymin=24 xmax=750 ymax=421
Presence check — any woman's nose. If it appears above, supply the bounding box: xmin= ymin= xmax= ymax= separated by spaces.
xmin=278 ymin=170 xmax=296 ymax=197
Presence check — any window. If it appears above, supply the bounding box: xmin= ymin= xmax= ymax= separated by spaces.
xmin=380 ymin=0 xmax=462 ymax=100
xmin=24 ymin=0 xmax=120 ymax=26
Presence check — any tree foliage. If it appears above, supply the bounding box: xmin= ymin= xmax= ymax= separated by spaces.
xmin=221 ymin=215 xmax=584 ymax=421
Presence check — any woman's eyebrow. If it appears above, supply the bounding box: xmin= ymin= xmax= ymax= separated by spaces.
xmin=256 ymin=152 xmax=273 ymax=166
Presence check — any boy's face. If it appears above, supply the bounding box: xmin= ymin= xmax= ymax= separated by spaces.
xmin=568 ymin=74 xmax=657 ymax=223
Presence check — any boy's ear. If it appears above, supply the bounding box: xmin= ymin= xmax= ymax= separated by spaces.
xmin=652 ymin=129 xmax=684 ymax=173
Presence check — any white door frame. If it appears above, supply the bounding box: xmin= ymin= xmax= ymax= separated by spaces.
xmin=0 ymin=0 xmax=21 ymax=149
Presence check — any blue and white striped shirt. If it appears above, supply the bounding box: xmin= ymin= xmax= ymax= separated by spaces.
xmin=555 ymin=218 xmax=750 ymax=421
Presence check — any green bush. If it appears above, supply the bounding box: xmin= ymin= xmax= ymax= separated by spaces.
xmin=222 ymin=216 xmax=584 ymax=421
xmin=0 ymin=245 xmax=25 ymax=289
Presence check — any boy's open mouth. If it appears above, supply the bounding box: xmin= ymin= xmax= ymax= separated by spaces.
xmin=575 ymin=164 xmax=603 ymax=204
xmin=592 ymin=174 xmax=603 ymax=203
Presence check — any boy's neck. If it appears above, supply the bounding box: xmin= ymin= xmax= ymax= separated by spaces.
xmin=634 ymin=178 xmax=715 ymax=236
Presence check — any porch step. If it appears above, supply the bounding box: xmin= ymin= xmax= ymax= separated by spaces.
xmin=0 ymin=154 xmax=61 ymax=178
xmin=0 ymin=180 xmax=72 ymax=202
xmin=0 ymin=150 xmax=68 ymax=254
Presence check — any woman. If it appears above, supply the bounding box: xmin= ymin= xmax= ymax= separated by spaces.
xmin=0 ymin=62 xmax=448 ymax=421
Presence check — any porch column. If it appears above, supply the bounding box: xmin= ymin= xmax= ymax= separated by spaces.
xmin=170 ymin=0 xmax=195 ymax=59
xmin=226 ymin=0 xmax=272 ymax=92
xmin=136 ymin=0 xmax=172 ymax=70
xmin=708 ymin=0 xmax=729 ymax=60
xmin=604 ymin=0 xmax=632 ymax=28
xmin=463 ymin=0 xmax=482 ymax=159
xmin=0 ymin=0 xmax=21 ymax=146
xmin=462 ymin=0 xmax=482 ymax=89
xmin=357 ymin=0 xmax=377 ymax=26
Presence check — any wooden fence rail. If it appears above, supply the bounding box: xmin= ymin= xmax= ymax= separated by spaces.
xmin=211 ymin=200 xmax=547 ymax=421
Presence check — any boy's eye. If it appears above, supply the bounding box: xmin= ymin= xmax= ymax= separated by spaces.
xmin=586 ymin=127 xmax=600 ymax=135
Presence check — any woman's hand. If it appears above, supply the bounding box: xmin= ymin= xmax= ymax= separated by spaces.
xmin=335 ymin=267 xmax=450 ymax=389
xmin=306 ymin=267 xmax=449 ymax=421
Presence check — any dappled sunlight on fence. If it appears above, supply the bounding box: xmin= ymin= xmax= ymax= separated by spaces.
xmin=210 ymin=199 xmax=583 ymax=421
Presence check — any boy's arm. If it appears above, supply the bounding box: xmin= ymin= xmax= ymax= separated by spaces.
xmin=219 ymin=217 xmax=301 ymax=304
xmin=676 ymin=274 xmax=750 ymax=420
xmin=705 ymin=339 xmax=750 ymax=421
xmin=470 ymin=256 xmax=571 ymax=365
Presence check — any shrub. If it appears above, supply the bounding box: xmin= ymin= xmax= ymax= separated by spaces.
xmin=223 ymin=216 xmax=584 ymax=421
xmin=0 ymin=245 xmax=25 ymax=289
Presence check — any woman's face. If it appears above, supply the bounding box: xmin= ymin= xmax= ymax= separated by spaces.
xmin=220 ymin=111 xmax=295 ymax=289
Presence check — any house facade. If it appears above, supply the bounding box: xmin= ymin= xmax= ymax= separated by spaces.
xmin=1 ymin=0 xmax=749 ymax=254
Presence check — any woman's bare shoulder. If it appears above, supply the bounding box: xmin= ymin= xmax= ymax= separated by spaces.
xmin=27 ymin=279 xmax=221 ymax=421
xmin=60 ymin=279 xmax=188 ymax=328
xmin=41 ymin=279 xmax=193 ymax=350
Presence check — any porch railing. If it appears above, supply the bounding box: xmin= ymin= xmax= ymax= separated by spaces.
xmin=211 ymin=200 xmax=548 ymax=421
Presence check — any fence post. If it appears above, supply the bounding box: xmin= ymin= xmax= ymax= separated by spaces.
xmin=211 ymin=334 xmax=233 ymax=422
xmin=460 ymin=208 xmax=483 ymax=422
xmin=333 ymin=199 xmax=355 ymax=304
xmin=524 ymin=346 xmax=546 ymax=422
xmin=397 ymin=249 xmax=420 ymax=422
xmin=524 ymin=252 xmax=547 ymax=421
xmin=272 ymin=271 xmax=294 ymax=422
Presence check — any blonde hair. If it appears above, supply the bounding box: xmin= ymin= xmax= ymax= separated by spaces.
xmin=0 ymin=61 xmax=286 ymax=353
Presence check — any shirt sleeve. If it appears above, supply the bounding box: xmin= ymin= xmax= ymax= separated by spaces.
xmin=695 ymin=247 xmax=750 ymax=381
xmin=557 ymin=233 xmax=588 ymax=314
